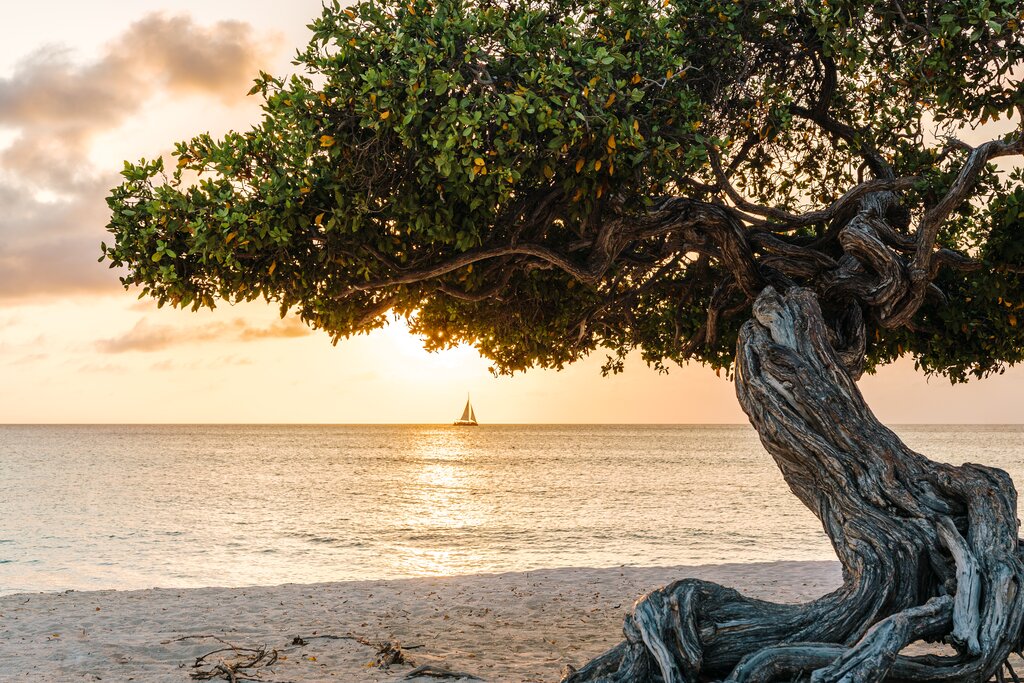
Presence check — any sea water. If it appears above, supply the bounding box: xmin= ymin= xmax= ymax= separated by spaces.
xmin=0 ymin=424 xmax=1021 ymax=595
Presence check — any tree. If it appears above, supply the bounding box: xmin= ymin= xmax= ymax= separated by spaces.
xmin=102 ymin=0 xmax=1024 ymax=680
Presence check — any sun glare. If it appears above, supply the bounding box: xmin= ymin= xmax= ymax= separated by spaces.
xmin=387 ymin=429 xmax=491 ymax=575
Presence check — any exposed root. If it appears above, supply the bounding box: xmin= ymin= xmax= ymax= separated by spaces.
xmin=807 ymin=596 xmax=952 ymax=683
xmin=565 ymin=287 xmax=1024 ymax=683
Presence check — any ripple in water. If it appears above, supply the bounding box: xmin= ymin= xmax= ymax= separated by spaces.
xmin=0 ymin=424 xmax=1021 ymax=594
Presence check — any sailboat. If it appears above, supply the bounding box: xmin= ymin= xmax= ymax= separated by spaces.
xmin=453 ymin=394 xmax=479 ymax=426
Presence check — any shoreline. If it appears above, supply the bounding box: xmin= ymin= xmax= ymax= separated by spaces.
xmin=0 ymin=560 xmax=841 ymax=682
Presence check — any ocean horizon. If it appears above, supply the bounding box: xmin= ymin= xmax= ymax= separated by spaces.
xmin=2 ymin=423 xmax=1022 ymax=596
xmin=4 ymin=422 xmax=1024 ymax=426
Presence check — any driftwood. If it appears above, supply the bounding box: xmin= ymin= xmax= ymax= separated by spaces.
xmin=179 ymin=632 xmax=422 ymax=681
xmin=404 ymin=663 xmax=484 ymax=680
xmin=186 ymin=635 xmax=279 ymax=682
xmin=566 ymin=287 xmax=1024 ymax=683
xmin=288 ymin=632 xmax=415 ymax=669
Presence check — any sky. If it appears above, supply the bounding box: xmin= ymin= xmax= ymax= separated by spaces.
xmin=0 ymin=3 xmax=1022 ymax=424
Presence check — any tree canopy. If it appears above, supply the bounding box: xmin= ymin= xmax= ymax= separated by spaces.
xmin=103 ymin=0 xmax=1024 ymax=380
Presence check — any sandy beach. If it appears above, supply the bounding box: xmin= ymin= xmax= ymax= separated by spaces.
xmin=0 ymin=561 xmax=841 ymax=682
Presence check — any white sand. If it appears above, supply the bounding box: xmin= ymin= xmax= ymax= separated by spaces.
xmin=0 ymin=561 xmax=841 ymax=682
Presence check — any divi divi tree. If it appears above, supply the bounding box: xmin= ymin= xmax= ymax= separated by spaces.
xmin=103 ymin=1 xmax=1024 ymax=680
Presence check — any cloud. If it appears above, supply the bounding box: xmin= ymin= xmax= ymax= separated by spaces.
xmin=0 ymin=13 xmax=280 ymax=301
xmin=0 ymin=178 xmax=118 ymax=298
xmin=0 ymin=15 xmax=275 ymax=171
xmin=97 ymin=317 xmax=312 ymax=353
xmin=115 ymin=15 xmax=275 ymax=100
xmin=77 ymin=361 xmax=126 ymax=374
xmin=7 ymin=352 xmax=47 ymax=366
xmin=150 ymin=355 xmax=255 ymax=371
xmin=237 ymin=320 xmax=312 ymax=341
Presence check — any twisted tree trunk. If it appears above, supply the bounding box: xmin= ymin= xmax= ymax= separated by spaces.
xmin=565 ymin=287 xmax=1024 ymax=683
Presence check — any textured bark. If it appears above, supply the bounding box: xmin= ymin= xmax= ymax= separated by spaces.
xmin=564 ymin=287 xmax=1024 ymax=683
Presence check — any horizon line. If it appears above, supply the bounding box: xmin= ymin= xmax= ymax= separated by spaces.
xmin=2 ymin=422 xmax=1023 ymax=427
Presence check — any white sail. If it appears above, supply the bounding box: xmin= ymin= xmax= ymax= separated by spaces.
xmin=455 ymin=394 xmax=478 ymax=425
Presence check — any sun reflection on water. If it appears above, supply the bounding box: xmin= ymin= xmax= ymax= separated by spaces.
xmin=390 ymin=428 xmax=491 ymax=575
xmin=10 ymin=423 xmax=968 ymax=592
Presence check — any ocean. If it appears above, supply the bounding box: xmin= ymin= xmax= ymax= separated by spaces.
xmin=0 ymin=424 xmax=1021 ymax=595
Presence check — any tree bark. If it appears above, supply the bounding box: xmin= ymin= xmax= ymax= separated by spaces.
xmin=564 ymin=287 xmax=1024 ymax=683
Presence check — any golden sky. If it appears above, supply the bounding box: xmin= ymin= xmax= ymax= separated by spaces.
xmin=1 ymin=1 xmax=1023 ymax=424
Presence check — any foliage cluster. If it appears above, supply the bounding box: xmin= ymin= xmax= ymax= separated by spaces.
xmin=104 ymin=0 xmax=1024 ymax=379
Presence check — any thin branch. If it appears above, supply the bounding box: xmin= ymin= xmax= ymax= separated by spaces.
xmin=353 ymin=294 xmax=401 ymax=327
xmin=789 ymin=104 xmax=895 ymax=180
xmin=709 ymin=144 xmax=919 ymax=233
xmin=766 ymin=177 xmax=919 ymax=233
xmin=707 ymin=146 xmax=805 ymax=224
xmin=339 ymin=243 xmax=601 ymax=297
xmin=912 ymin=137 xmax=1024 ymax=277
xmin=882 ymin=136 xmax=1024 ymax=324
xmin=337 ymin=197 xmax=764 ymax=308
xmin=436 ymin=265 xmax=516 ymax=302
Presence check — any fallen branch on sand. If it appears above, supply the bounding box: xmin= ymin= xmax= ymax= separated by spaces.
xmin=186 ymin=637 xmax=278 ymax=682
xmin=404 ymin=664 xmax=483 ymax=680
xmin=291 ymin=632 xmax=411 ymax=669
xmin=174 ymin=632 xmax=481 ymax=681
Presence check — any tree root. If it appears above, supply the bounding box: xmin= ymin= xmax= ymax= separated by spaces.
xmin=565 ymin=287 xmax=1024 ymax=683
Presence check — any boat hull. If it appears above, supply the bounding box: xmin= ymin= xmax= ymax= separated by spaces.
xmin=452 ymin=421 xmax=478 ymax=426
